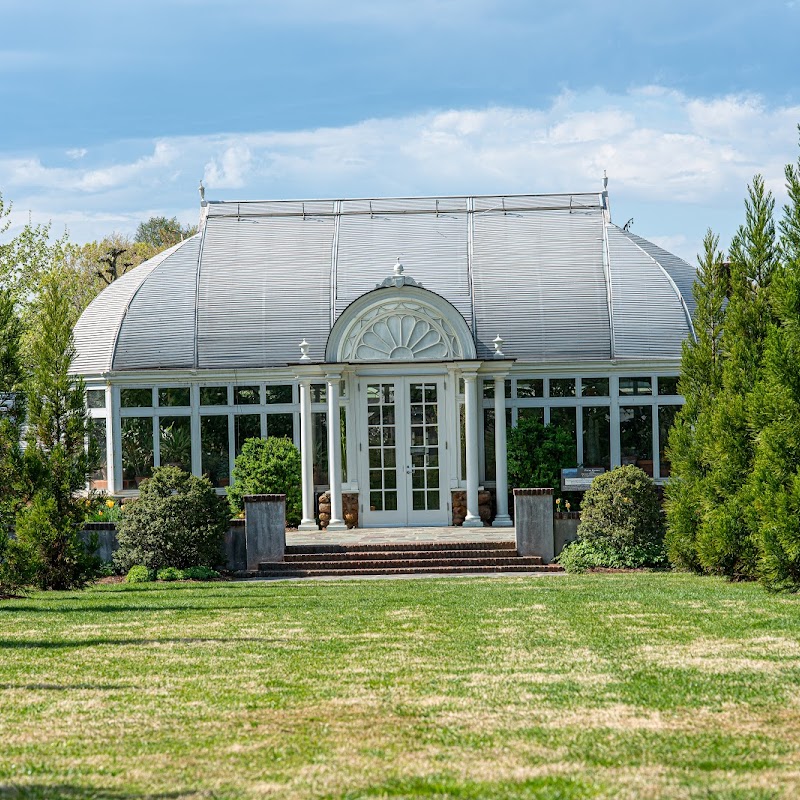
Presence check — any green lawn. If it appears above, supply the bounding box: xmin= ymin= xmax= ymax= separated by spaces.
xmin=1 ymin=574 xmax=799 ymax=800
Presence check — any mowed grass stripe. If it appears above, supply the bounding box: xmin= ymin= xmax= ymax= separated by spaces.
xmin=1 ymin=573 xmax=799 ymax=799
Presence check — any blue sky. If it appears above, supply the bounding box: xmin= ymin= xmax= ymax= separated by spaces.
xmin=1 ymin=0 xmax=799 ymax=262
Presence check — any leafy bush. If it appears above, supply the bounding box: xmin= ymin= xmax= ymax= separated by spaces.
xmin=228 ymin=437 xmax=302 ymax=526
xmin=114 ymin=467 xmax=229 ymax=573
xmin=507 ymin=416 xmax=577 ymax=501
xmin=561 ymin=465 xmax=667 ymax=571
xmin=125 ymin=565 xmax=152 ymax=584
xmin=156 ymin=566 xmax=183 ymax=581
xmin=180 ymin=565 xmax=220 ymax=580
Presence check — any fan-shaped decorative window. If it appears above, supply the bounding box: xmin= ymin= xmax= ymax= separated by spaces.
xmin=327 ymin=285 xmax=476 ymax=363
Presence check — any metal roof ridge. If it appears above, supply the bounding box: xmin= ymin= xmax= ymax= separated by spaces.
xmin=205 ymin=191 xmax=603 ymax=205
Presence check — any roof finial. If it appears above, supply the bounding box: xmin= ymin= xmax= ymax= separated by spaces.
xmin=199 ymin=180 xmax=205 ymax=203
xmin=299 ymin=339 xmax=310 ymax=361
xmin=493 ymin=335 xmax=505 ymax=359
xmin=393 ymin=258 xmax=404 ymax=277
xmin=603 ymin=170 xmax=608 ymax=191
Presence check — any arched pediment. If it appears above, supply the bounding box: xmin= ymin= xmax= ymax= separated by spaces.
xmin=326 ymin=284 xmax=476 ymax=363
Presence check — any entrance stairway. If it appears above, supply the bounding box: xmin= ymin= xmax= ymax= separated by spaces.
xmin=246 ymin=540 xmax=563 ymax=578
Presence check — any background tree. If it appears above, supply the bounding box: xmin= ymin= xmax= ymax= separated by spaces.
xmin=749 ymin=132 xmax=800 ymax=591
xmin=15 ymin=273 xmax=98 ymax=589
xmin=134 ymin=216 xmax=196 ymax=250
xmin=697 ymin=175 xmax=779 ymax=578
xmin=664 ymin=230 xmax=727 ymax=570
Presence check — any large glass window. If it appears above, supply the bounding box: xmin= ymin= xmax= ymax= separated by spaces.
xmin=659 ymin=405 xmax=680 ymax=477
xmin=158 ymin=387 xmax=190 ymax=407
xmin=620 ymin=406 xmax=654 ymax=475
xmin=658 ymin=377 xmax=680 ymax=396
xmin=120 ymin=388 xmax=153 ymax=408
xmin=518 ymin=407 xmax=544 ymax=424
xmin=267 ymin=413 xmax=293 ymax=440
xmin=234 ymin=385 xmax=260 ymax=405
xmin=121 ymin=417 xmax=154 ymax=488
xmin=87 ymin=389 xmax=106 ymax=409
xmin=234 ymin=414 xmax=261 ymax=456
xmin=619 ymin=377 xmax=652 ymax=396
xmin=200 ymin=386 xmax=228 ymax=405
xmin=549 ymin=378 xmax=576 ymax=397
xmin=265 ymin=384 xmax=293 ymax=404
xmin=201 ymin=415 xmax=230 ymax=488
xmin=159 ymin=416 xmax=192 ymax=473
xmin=313 ymin=412 xmax=328 ymax=486
xmin=311 ymin=384 xmax=327 ymax=403
xmin=89 ymin=418 xmax=108 ymax=490
xmin=516 ymin=378 xmax=543 ymax=398
xmin=549 ymin=407 xmax=577 ymax=463
xmin=581 ymin=378 xmax=609 ymax=397
xmin=583 ymin=407 xmax=610 ymax=470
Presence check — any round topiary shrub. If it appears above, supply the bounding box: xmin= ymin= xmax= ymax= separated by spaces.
xmin=156 ymin=566 xmax=183 ymax=582
xmin=125 ymin=565 xmax=153 ymax=584
xmin=114 ymin=467 xmax=229 ymax=573
xmin=228 ymin=437 xmax=302 ymax=527
xmin=559 ymin=465 xmax=667 ymax=572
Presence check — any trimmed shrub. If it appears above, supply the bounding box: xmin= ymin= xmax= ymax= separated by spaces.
xmin=125 ymin=565 xmax=152 ymax=584
xmin=114 ymin=467 xmax=229 ymax=573
xmin=228 ymin=437 xmax=302 ymax=526
xmin=156 ymin=566 xmax=183 ymax=581
xmin=180 ymin=566 xmax=220 ymax=580
xmin=560 ymin=465 xmax=667 ymax=572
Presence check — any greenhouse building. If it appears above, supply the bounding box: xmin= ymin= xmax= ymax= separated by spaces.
xmin=72 ymin=187 xmax=695 ymax=530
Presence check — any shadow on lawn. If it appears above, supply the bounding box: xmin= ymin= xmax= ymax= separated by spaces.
xmin=0 ymin=785 xmax=187 ymax=799
xmin=0 ymin=636 xmax=291 ymax=650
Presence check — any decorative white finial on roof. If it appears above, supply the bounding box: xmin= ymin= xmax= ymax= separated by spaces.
xmin=299 ymin=339 xmax=310 ymax=361
xmin=199 ymin=180 xmax=205 ymax=203
xmin=376 ymin=259 xmax=423 ymax=290
xmin=603 ymin=170 xmax=608 ymax=191
xmin=493 ymin=335 xmax=505 ymax=359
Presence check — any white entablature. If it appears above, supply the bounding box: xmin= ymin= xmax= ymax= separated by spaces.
xmin=325 ymin=278 xmax=477 ymax=364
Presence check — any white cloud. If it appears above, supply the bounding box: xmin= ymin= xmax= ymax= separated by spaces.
xmin=2 ymin=86 xmax=799 ymax=262
xmin=66 ymin=148 xmax=87 ymax=160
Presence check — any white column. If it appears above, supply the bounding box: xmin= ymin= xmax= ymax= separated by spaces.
xmin=104 ymin=383 xmax=116 ymax=494
xmin=492 ymin=375 xmax=513 ymax=527
xmin=298 ymin=379 xmax=319 ymax=530
xmin=326 ymin=374 xmax=346 ymax=530
xmin=462 ymin=372 xmax=483 ymax=527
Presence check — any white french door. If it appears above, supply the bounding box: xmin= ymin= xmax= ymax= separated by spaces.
xmin=360 ymin=378 xmax=448 ymax=527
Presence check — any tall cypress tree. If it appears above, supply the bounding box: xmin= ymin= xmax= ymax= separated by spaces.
xmin=665 ymin=230 xmax=727 ymax=569
xmin=15 ymin=273 xmax=97 ymax=590
xmin=749 ymin=132 xmax=800 ymax=591
xmin=697 ymin=176 xmax=779 ymax=578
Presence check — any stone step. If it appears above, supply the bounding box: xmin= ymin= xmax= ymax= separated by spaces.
xmin=283 ymin=547 xmax=526 ymax=563
xmin=285 ymin=540 xmax=517 ymax=555
xmin=247 ymin=563 xmax=563 ymax=578
xmin=259 ymin=555 xmax=545 ymax=571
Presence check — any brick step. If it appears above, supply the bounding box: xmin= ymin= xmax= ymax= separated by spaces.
xmin=284 ymin=547 xmax=526 ymax=563
xmin=260 ymin=555 xmax=545 ymax=571
xmin=285 ymin=540 xmax=517 ymax=555
xmin=249 ymin=563 xmax=563 ymax=578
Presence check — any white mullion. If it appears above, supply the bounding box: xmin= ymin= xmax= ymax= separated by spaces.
xmin=190 ymin=384 xmax=202 ymax=477
xmin=152 ymin=415 xmax=160 ymax=469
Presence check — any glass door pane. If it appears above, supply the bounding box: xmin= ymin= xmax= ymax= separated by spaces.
xmin=366 ymin=382 xmax=400 ymax=515
xmin=406 ymin=381 xmax=444 ymax=522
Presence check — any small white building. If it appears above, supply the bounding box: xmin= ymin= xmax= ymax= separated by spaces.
xmin=72 ymin=188 xmax=694 ymax=529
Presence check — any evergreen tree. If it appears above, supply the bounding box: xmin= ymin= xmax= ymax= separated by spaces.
xmin=16 ymin=273 xmax=98 ymax=589
xmin=749 ymin=132 xmax=800 ymax=591
xmin=664 ymin=230 xmax=727 ymax=570
xmin=0 ymin=288 xmax=30 ymax=595
xmin=697 ymin=176 xmax=779 ymax=578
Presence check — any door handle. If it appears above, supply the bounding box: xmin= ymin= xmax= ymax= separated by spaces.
xmin=406 ymin=465 xmax=415 ymax=474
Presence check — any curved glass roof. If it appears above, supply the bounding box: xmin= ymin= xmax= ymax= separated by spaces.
xmin=72 ymin=192 xmax=696 ymax=375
